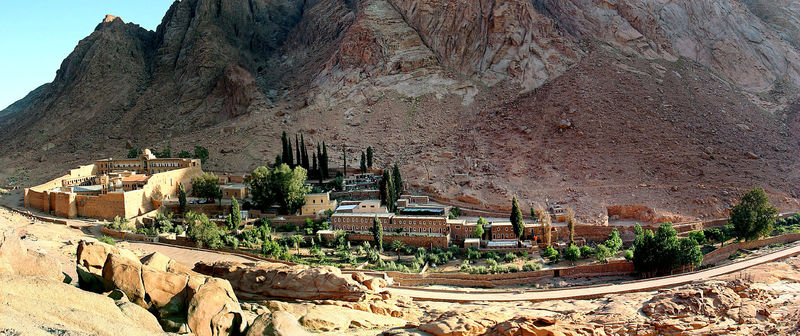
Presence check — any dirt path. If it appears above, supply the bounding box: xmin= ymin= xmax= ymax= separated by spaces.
xmin=388 ymin=243 xmax=800 ymax=302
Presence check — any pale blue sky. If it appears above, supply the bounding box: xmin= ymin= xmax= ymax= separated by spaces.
xmin=0 ymin=1 xmax=174 ymax=110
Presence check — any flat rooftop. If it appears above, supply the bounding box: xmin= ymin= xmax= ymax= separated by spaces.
xmin=74 ymin=185 xmax=103 ymax=192
xmin=398 ymin=207 xmax=445 ymax=216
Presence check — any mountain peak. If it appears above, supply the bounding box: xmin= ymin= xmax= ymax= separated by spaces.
xmin=102 ymin=14 xmax=122 ymax=24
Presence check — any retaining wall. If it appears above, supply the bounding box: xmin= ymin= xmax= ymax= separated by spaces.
xmin=702 ymin=233 xmax=800 ymax=266
xmin=345 ymin=233 xmax=449 ymax=249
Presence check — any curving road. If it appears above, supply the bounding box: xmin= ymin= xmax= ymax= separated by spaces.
xmin=388 ymin=244 xmax=800 ymax=302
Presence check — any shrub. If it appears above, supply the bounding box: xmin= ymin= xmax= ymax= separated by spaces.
xmin=595 ymin=244 xmax=612 ymax=263
xmin=485 ymin=251 xmax=499 ymax=260
xmin=465 ymin=247 xmax=482 ymax=260
xmin=503 ymin=253 xmax=517 ymax=263
xmin=564 ymin=244 xmax=581 ymax=263
xmin=580 ymin=245 xmax=595 ymax=258
xmin=604 ymin=228 xmax=623 ymax=253
xmin=508 ymin=265 xmax=520 ymax=273
xmin=543 ymin=246 xmax=559 ymax=262
xmin=98 ymin=236 xmax=115 ymax=245
xmin=522 ymin=262 xmax=542 ymax=272
xmin=486 ymin=259 xmax=498 ymax=267
xmin=688 ymin=230 xmax=706 ymax=245
xmin=107 ymin=216 xmax=134 ymax=231
xmin=624 ymin=249 xmax=634 ymax=261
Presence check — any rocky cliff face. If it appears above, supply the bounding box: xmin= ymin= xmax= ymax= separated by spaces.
xmin=1 ymin=0 xmax=799 ymax=221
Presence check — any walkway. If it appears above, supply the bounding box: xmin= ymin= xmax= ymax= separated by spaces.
xmin=388 ymin=244 xmax=800 ymax=302
xmin=128 ymin=242 xmax=255 ymax=268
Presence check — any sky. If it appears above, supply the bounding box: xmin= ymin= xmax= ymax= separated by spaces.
xmin=0 ymin=1 xmax=174 ymax=110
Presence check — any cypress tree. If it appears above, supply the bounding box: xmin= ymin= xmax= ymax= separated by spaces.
xmin=511 ymin=196 xmax=524 ymax=240
xmin=360 ymin=151 xmax=367 ymax=173
xmin=373 ymin=215 xmax=383 ymax=252
xmin=392 ymin=163 xmax=403 ymax=199
xmin=380 ymin=170 xmax=395 ymax=212
xmin=274 ymin=155 xmax=282 ymax=167
xmin=281 ymin=131 xmax=289 ymax=165
xmin=295 ymin=134 xmax=301 ymax=168
xmin=231 ymin=196 xmax=242 ymax=230
xmin=287 ymin=137 xmax=294 ymax=167
xmin=342 ymin=145 xmax=347 ymax=178
xmin=312 ymin=152 xmax=318 ymax=177
xmin=322 ymin=142 xmax=329 ymax=178
xmin=178 ymin=183 xmax=187 ymax=214
xmin=366 ymin=146 xmax=373 ymax=168
xmin=301 ymin=134 xmax=309 ymax=169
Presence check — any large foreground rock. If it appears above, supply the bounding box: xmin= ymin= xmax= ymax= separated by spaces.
xmin=194 ymin=261 xmax=375 ymax=301
xmin=188 ymin=277 xmax=245 ymax=336
xmin=0 ymin=229 xmax=62 ymax=281
xmin=77 ymin=239 xmax=139 ymax=275
xmin=0 ymin=274 xmax=166 ymax=335
xmin=246 ymin=311 xmax=310 ymax=336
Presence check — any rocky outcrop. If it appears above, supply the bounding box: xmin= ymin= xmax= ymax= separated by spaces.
xmin=263 ymin=300 xmax=408 ymax=332
xmin=76 ymin=243 xmax=245 ymax=335
xmin=0 ymin=274 xmax=167 ymax=335
xmin=0 ymin=230 xmax=62 ymax=281
xmin=387 ymin=0 xmax=581 ymax=90
xmin=246 ymin=311 xmax=310 ymax=336
xmin=194 ymin=261 xmax=377 ymax=301
xmin=537 ymin=0 xmax=800 ymax=92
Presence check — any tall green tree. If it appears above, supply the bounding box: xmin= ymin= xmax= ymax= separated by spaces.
xmin=295 ymin=135 xmax=301 ymax=168
xmin=379 ymin=170 xmax=395 ymax=212
xmin=274 ymin=155 xmax=282 ymax=167
xmin=178 ymin=183 xmax=187 ymax=214
xmin=248 ymin=166 xmax=273 ymax=210
xmin=632 ymin=222 xmax=702 ymax=276
xmin=392 ymin=163 xmax=403 ymax=199
xmin=322 ymin=141 xmax=329 ymax=178
xmin=360 ymin=151 xmax=367 ymax=174
xmin=300 ymin=134 xmax=309 ymax=170
xmin=510 ymin=196 xmax=524 ymax=239
xmin=566 ymin=207 xmax=577 ymax=245
xmin=342 ymin=145 xmax=347 ymax=177
xmin=193 ymin=146 xmax=209 ymax=164
xmin=191 ymin=173 xmax=221 ymax=201
xmin=127 ymin=148 xmax=142 ymax=159
xmin=373 ymin=215 xmax=383 ymax=252
xmin=366 ymin=146 xmax=373 ymax=168
xmin=230 ymin=196 xmax=242 ymax=230
xmin=729 ymin=187 xmax=778 ymax=241
xmin=604 ymin=228 xmax=623 ymax=253
xmin=473 ymin=218 xmax=486 ymax=238
xmin=270 ymin=164 xmax=311 ymax=214
xmin=281 ymin=132 xmax=290 ymax=166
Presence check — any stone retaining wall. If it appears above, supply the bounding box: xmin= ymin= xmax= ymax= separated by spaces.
xmin=702 ymin=233 xmax=800 ymax=266
xmin=346 ymin=233 xmax=449 ymax=249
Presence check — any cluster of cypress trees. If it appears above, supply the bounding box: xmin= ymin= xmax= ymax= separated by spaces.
xmin=379 ymin=163 xmax=403 ymax=212
xmin=359 ymin=146 xmax=374 ymax=174
xmin=279 ymin=132 xmax=330 ymax=183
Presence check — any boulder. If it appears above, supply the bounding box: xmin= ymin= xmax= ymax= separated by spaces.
xmin=102 ymin=253 xmax=147 ymax=307
xmin=246 ymin=311 xmax=310 ymax=336
xmin=187 ymin=277 xmax=245 ymax=336
xmin=0 ymin=274 xmax=167 ymax=335
xmin=77 ymin=240 xmax=138 ymax=275
xmin=484 ymin=316 xmax=570 ymax=336
xmin=141 ymin=266 xmax=190 ymax=317
xmin=418 ymin=311 xmax=510 ymax=336
xmin=0 ymin=229 xmax=63 ymax=281
xmin=194 ymin=261 xmax=372 ymax=301
xmin=299 ymin=304 xmax=407 ymax=331
xmin=141 ymin=251 xmax=197 ymax=276
xmin=363 ymin=277 xmax=388 ymax=291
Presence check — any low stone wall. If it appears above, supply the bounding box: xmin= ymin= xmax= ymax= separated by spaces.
xmin=345 ymin=233 xmax=449 ymax=249
xmin=385 ymin=260 xmax=634 ymax=287
xmin=1 ymin=205 xmax=69 ymax=225
xmin=702 ymin=233 xmax=800 ymax=266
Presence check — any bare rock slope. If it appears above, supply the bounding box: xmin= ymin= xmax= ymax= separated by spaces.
xmin=1 ymin=0 xmax=799 ymax=221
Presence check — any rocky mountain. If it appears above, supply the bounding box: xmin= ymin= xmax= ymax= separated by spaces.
xmin=1 ymin=0 xmax=799 ymax=222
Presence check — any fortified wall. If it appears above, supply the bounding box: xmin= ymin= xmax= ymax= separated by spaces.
xmin=24 ymin=157 xmax=202 ymax=220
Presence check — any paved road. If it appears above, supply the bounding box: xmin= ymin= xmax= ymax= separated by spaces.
xmin=388 ymin=244 xmax=800 ymax=302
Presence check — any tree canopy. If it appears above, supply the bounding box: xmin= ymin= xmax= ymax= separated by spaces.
xmin=191 ymin=173 xmax=221 ymax=200
xmin=510 ymin=196 xmax=524 ymax=239
xmin=632 ymin=222 xmax=702 ymax=276
xmin=246 ymin=164 xmax=310 ymax=214
xmin=729 ymin=187 xmax=777 ymax=241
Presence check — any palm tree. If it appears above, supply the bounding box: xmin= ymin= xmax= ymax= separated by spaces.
xmin=290 ymin=235 xmax=304 ymax=254
xmin=391 ymin=240 xmax=406 ymax=260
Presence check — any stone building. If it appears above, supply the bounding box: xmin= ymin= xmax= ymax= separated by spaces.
xmin=300 ymin=192 xmax=338 ymax=216
xmin=24 ymin=149 xmax=203 ymax=220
